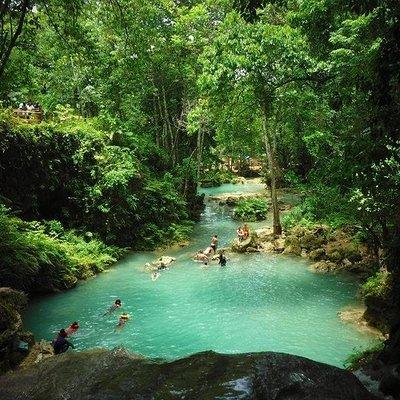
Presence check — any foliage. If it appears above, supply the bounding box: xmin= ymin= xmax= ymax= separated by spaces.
xmin=233 ymin=198 xmax=269 ymax=221
xmin=282 ymin=185 xmax=358 ymax=230
xmin=0 ymin=206 xmax=124 ymax=293
xmin=200 ymin=169 xmax=238 ymax=187
xmin=343 ymin=341 xmax=385 ymax=371
xmin=0 ymin=112 xmax=193 ymax=248
xmin=361 ymin=271 xmax=392 ymax=300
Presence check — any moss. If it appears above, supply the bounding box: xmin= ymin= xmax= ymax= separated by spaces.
xmin=344 ymin=341 xmax=384 ymax=371
xmin=361 ymin=271 xmax=391 ymax=300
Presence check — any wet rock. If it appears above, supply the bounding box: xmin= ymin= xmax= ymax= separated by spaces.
xmin=246 ymin=247 xmax=259 ymax=253
xmin=253 ymin=352 xmax=376 ymax=400
xmin=309 ymin=261 xmax=338 ymax=273
xmin=379 ymin=364 xmax=400 ymax=399
xmin=308 ymin=248 xmax=326 ymax=261
xmin=0 ymin=288 xmax=30 ymax=372
xmin=0 ymin=350 xmax=377 ymax=400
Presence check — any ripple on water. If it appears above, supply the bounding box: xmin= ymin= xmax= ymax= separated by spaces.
xmin=24 ymin=184 xmax=378 ymax=367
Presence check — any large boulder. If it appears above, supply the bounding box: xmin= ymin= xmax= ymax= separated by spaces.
xmin=0 ymin=349 xmax=377 ymax=400
xmin=0 ymin=288 xmax=31 ymax=372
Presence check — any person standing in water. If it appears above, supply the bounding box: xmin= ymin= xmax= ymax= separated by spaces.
xmin=52 ymin=329 xmax=75 ymax=354
xmin=210 ymin=235 xmax=218 ymax=254
xmin=218 ymin=251 xmax=227 ymax=267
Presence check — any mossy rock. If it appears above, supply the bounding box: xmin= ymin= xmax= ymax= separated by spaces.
xmin=299 ymin=233 xmax=325 ymax=251
xmin=308 ymin=248 xmax=326 ymax=261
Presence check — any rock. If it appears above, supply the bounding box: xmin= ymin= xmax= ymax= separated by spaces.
xmin=299 ymin=233 xmax=326 ymax=251
xmin=309 ymin=261 xmax=338 ymax=273
xmin=231 ymin=235 xmax=257 ymax=253
xmin=283 ymin=244 xmax=302 ymax=256
xmin=253 ymin=352 xmax=375 ymax=400
xmin=273 ymin=237 xmax=285 ymax=253
xmin=0 ymin=288 xmax=30 ymax=373
xmin=260 ymin=242 xmax=275 ymax=253
xmin=246 ymin=247 xmax=259 ymax=253
xmin=308 ymin=248 xmax=326 ymax=261
xmin=379 ymin=364 xmax=400 ymax=399
xmin=0 ymin=350 xmax=376 ymax=400
xmin=145 ymin=256 xmax=176 ymax=271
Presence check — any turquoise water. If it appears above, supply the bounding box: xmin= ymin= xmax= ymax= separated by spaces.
xmin=24 ymin=182 xmax=377 ymax=367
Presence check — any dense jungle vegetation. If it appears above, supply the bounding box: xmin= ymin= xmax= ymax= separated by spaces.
xmin=0 ymin=0 xmax=399 ymax=338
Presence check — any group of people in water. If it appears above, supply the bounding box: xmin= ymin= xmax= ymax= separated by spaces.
xmin=193 ymin=234 xmax=227 ymax=266
xmin=53 ymin=228 xmax=251 ymax=353
xmin=51 ymin=298 xmax=129 ymax=355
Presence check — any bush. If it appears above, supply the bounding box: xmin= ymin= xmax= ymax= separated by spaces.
xmin=0 ymin=206 xmax=124 ymax=293
xmin=344 ymin=341 xmax=384 ymax=370
xmin=360 ymin=271 xmax=391 ymax=300
xmin=200 ymin=169 xmax=238 ymax=187
xmin=281 ymin=185 xmax=358 ymax=230
xmin=233 ymin=198 xmax=269 ymax=221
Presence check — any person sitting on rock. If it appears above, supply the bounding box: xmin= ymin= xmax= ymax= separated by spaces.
xmin=65 ymin=321 xmax=79 ymax=336
xmin=104 ymin=299 xmax=122 ymax=315
xmin=237 ymin=226 xmax=245 ymax=241
xmin=242 ymin=224 xmax=250 ymax=240
xmin=52 ymin=329 xmax=75 ymax=355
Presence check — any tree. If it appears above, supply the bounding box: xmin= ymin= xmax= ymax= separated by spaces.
xmin=200 ymin=10 xmax=311 ymax=234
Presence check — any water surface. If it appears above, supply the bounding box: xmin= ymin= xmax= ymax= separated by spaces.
xmin=24 ymin=182 xmax=377 ymax=367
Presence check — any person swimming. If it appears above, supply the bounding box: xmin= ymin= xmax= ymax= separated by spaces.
xmin=65 ymin=321 xmax=79 ymax=336
xmin=52 ymin=329 xmax=75 ymax=354
xmin=115 ymin=313 xmax=130 ymax=331
xmin=104 ymin=299 xmax=122 ymax=315
xmin=194 ymin=251 xmax=209 ymax=264
xmin=151 ymin=271 xmax=160 ymax=281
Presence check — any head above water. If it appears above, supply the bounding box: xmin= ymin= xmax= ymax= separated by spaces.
xmin=59 ymin=329 xmax=67 ymax=337
xmin=120 ymin=313 xmax=129 ymax=320
xmin=71 ymin=321 xmax=79 ymax=327
xmin=115 ymin=299 xmax=121 ymax=305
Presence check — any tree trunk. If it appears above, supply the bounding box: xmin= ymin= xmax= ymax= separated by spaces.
xmin=0 ymin=0 xmax=29 ymax=80
xmin=261 ymin=102 xmax=282 ymax=235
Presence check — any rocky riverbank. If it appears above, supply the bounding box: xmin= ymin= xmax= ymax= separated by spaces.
xmin=0 ymin=348 xmax=377 ymax=400
xmin=231 ymin=224 xmax=376 ymax=277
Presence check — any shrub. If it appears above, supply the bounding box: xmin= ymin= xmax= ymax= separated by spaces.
xmin=0 ymin=206 xmax=124 ymax=293
xmin=233 ymin=198 xmax=269 ymax=221
xmin=360 ymin=271 xmax=391 ymax=300
xmin=344 ymin=341 xmax=384 ymax=370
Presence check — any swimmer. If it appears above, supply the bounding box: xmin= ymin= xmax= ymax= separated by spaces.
xmin=115 ymin=313 xmax=130 ymax=331
xmin=203 ymin=246 xmax=213 ymax=256
xmin=151 ymin=271 xmax=160 ymax=281
xmin=104 ymin=298 xmax=122 ymax=316
xmin=194 ymin=251 xmax=209 ymax=264
xmin=65 ymin=321 xmax=79 ymax=336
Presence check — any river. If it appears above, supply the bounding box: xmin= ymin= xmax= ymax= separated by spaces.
xmin=24 ymin=181 xmax=377 ymax=367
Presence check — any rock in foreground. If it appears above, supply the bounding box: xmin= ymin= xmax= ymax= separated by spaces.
xmin=0 ymin=349 xmax=376 ymax=400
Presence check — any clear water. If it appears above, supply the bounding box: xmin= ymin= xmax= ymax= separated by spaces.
xmin=24 ymin=182 xmax=377 ymax=367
